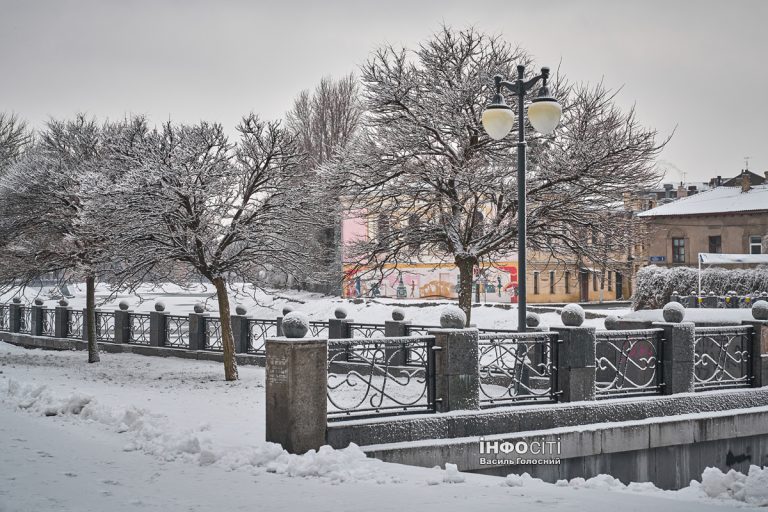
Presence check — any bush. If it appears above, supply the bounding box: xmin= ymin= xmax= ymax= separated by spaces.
xmin=633 ymin=265 xmax=768 ymax=309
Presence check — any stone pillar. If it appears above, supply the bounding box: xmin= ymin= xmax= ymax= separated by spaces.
xmin=653 ymin=321 xmax=695 ymax=395
xmin=149 ymin=311 xmax=167 ymax=347
xmin=552 ymin=326 xmax=597 ymax=402
xmin=54 ymin=304 xmax=69 ymax=339
xmin=8 ymin=299 xmax=21 ymax=333
xmin=430 ymin=328 xmax=480 ymax=412
xmin=189 ymin=312 xmax=207 ymax=350
xmin=702 ymin=293 xmax=718 ymax=309
xmin=275 ymin=316 xmax=284 ymax=337
xmin=231 ymin=314 xmax=250 ymax=354
xmin=742 ymin=320 xmax=768 ymax=388
xmin=80 ymin=308 xmax=88 ymax=341
xmin=265 ymin=336 xmax=327 ymax=454
xmin=31 ymin=302 xmax=44 ymax=336
xmin=114 ymin=305 xmax=131 ymax=344
xmin=384 ymin=320 xmax=409 ymax=366
xmin=328 ymin=318 xmax=353 ymax=339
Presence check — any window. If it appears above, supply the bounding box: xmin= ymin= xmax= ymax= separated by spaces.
xmin=708 ymin=235 xmax=722 ymax=254
xmin=593 ymin=272 xmax=598 ymax=292
xmin=533 ymin=272 xmax=540 ymax=295
xmin=672 ymin=238 xmax=686 ymax=263
xmin=608 ymin=271 xmax=613 ymax=291
xmin=549 ymin=271 xmax=555 ymax=294
xmin=564 ymin=271 xmax=571 ymax=294
xmin=750 ymin=236 xmax=763 ymax=255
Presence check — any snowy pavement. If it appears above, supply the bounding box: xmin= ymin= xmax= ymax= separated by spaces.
xmin=0 ymin=343 xmax=764 ymax=511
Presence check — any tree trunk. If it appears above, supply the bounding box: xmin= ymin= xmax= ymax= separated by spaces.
xmin=456 ymin=256 xmax=477 ymax=327
xmin=212 ymin=276 xmax=239 ymax=381
xmin=86 ymin=274 xmax=100 ymax=363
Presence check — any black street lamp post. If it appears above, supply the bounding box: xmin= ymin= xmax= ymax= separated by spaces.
xmin=482 ymin=64 xmax=562 ymax=332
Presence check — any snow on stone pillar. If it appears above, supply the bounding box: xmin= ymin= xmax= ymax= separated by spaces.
xmin=231 ymin=304 xmax=250 ymax=354
xmin=8 ymin=297 xmax=22 ymax=333
xmin=430 ymin=306 xmax=480 ymax=412
xmin=149 ymin=302 xmax=168 ymax=347
xmin=654 ymin=302 xmax=695 ymax=395
xmin=328 ymin=307 xmax=352 ymax=361
xmin=30 ymin=299 xmax=44 ymax=336
xmin=188 ymin=303 xmax=207 ymax=350
xmin=744 ymin=300 xmax=768 ymax=388
xmin=265 ymin=312 xmax=327 ymax=454
xmin=385 ymin=308 xmax=409 ymax=366
xmin=114 ymin=301 xmax=131 ymax=344
xmin=54 ymin=299 xmax=69 ymax=339
xmin=552 ymin=304 xmax=596 ymax=402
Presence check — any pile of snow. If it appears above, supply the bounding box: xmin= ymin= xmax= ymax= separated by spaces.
xmin=2 ymin=377 xmax=388 ymax=484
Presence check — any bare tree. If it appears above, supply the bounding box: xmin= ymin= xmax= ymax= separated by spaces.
xmin=0 ymin=112 xmax=33 ymax=172
xmin=326 ymin=26 xmax=666 ymax=325
xmin=105 ymin=115 xmax=321 ymax=381
xmin=286 ymin=74 xmax=363 ymax=292
xmin=0 ymin=115 xmax=114 ymax=363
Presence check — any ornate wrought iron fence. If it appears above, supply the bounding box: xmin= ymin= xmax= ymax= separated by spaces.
xmin=204 ymin=317 xmax=223 ymax=351
xmin=165 ymin=315 xmax=189 ymax=348
xmin=247 ymin=319 xmax=278 ymax=354
xmin=18 ymin=306 xmax=32 ymax=334
xmin=694 ymin=326 xmax=752 ymax=390
xmin=595 ymin=329 xmax=664 ymax=398
xmin=348 ymin=322 xmax=386 ymax=339
xmin=67 ymin=310 xmax=84 ymax=339
xmin=308 ymin=320 xmax=329 ymax=338
xmin=478 ymin=331 xmax=559 ymax=407
xmin=327 ymin=335 xmax=436 ymax=420
xmin=95 ymin=311 xmax=115 ymax=342
xmin=0 ymin=305 xmax=9 ymax=331
xmin=128 ymin=313 xmax=152 ymax=345
xmin=41 ymin=308 xmax=56 ymax=337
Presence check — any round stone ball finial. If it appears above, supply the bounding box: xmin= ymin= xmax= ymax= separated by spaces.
xmin=282 ymin=305 xmax=294 ymax=317
xmin=11 ymin=297 xmax=21 ymax=304
xmin=561 ymin=304 xmax=585 ymax=326
xmin=193 ymin=302 xmax=205 ymax=314
xmin=282 ymin=311 xmax=310 ymax=338
xmin=440 ymin=306 xmax=466 ymax=329
xmin=34 ymin=298 xmax=44 ymax=306
xmin=663 ymin=301 xmax=686 ymax=323
xmin=334 ymin=307 xmax=347 ymax=319
xmin=118 ymin=300 xmax=130 ymax=311
xmin=752 ymin=300 xmax=768 ymax=321
xmin=604 ymin=315 xmax=620 ymax=330
xmin=58 ymin=298 xmax=69 ymax=307
xmin=154 ymin=301 xmax=166 ymax=312
xmin=526 ymin=312 xmax=541 ymax=328
xmin=235 ymin=304 xmax=248 ymax=316
xmin=392 ymin=307 xmax=405 ymax=322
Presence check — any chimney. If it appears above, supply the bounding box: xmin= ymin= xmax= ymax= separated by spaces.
xmin=742 ymin=170 xmax=751 ymax=193
xmin=663 ymin=183 xmax=673 ymax=198
xmin=677 ymin=182 xmax=687 ymax=198
xmin=717 ymin=175 xmax=722 ymax=187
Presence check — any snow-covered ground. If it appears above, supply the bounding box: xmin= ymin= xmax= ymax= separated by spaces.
xmin=1 ymin=342 xmax=766 ymax=511
xmin=0 ymin=282 xmax=626 ymax=330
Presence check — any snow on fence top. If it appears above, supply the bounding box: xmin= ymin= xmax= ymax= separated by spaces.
xmin=637 ymin=184 xmax=768 ymax=217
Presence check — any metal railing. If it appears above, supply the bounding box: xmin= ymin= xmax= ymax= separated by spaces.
xmin=694 ymin=326 xmax=752 ymax=390
xmin=18 ymin=306 xmax=32 ymax=334
xmin=0 ymin=305 xmax=9 ymax=331
xmin=129 ymin=313 xmax=152 ymax=345
xmin=165 ymin=314 xmax=189 ymax=348
xmin=67 ymin=310 xmax=84 ymax=339
xmin=478 ymin=331 xmax=559 ymax=407
xmin=204 ymin=317 xmax=223 ymax=351
xmin=95 ymin=311 xmax=115 ymax=342
xmin=247 ymin=319 xmax=278 ymax=354
xmin=308 ymin=320 xmax=329 ymax=338
xmin=348 ymin=322 xmax=386 ymax=339
xmin=327 ymin=335 xmax=436 ymax=420
xmin=595 ymin=329 xmax=664 ymax=398
xmin=41 ymin=308 xmax=56 ymax=337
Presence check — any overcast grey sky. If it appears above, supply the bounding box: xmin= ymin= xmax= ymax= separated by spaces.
xmin=1 ymin=0 xmax=765 ymax=182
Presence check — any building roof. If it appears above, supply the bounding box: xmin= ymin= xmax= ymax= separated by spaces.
xmin=637 ymin=184 xmax=768 ymax=217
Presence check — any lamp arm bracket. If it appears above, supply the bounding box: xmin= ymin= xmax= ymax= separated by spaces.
xmin=496 ymin=75 xmax=545 ymax=96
